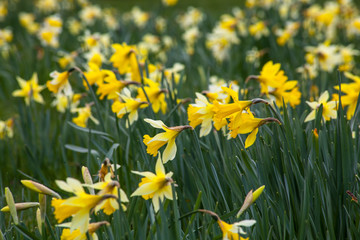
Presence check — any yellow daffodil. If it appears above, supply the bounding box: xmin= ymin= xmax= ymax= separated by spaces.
xmin=12 ymin=73 xmax=45 ymax=105
xmin=333 ymin=72 xmax=360 ymax=119
xmin=83 ymin=63 xmax=104 ymax=87
xmin=270 ymin=80 xmax=301 ymax=108
xmin=72 ymin=105 xmax=99 ymax=128
xmin=52 ymin=178 xmax=116 ymax=234
xmin=86 ymin=173 xmax=128 ymax=215
xmin=143 ymin=118 xmax=192 ymax=163
xmin=212 ymin=86 xmax=253 ymax=129
xmin=58 ymin=221 xmax=109 ymax=240
xmin=228 ymin=110 xmax=280 ymax=148
xmin=137 ymin=78 xmax=167 ymax=114
xmin=305 ymin=91 xmax=337 ymax=122
xmin=51 ymin=90 xmax=82 ymax=113
xmin=198 ymin=209 xmax=256 ymax=240
xmin=97 ymin=71 xmax=138 ymax=100
xmin=0 ymin=118 xmax=14 ymax=139
xmin=111 ymin=88 xmax=148 ymax=127
xmin=217 ymin=219 xmax=255 ymax=240
xmin=187 ymin=92 xmax=215 ymax=137
xmin=110 ymin=43 xmax=138 ymax=75
xmin=131 ymin=153 xmax=175 ymax=212
xmin=47 ymin=71 xmax=71 ymax=94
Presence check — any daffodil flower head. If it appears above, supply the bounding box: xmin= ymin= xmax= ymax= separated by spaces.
xmin=131 ymin=153 xmax=175 ymax=212
xmin=47 ymin=70 xmax=71 ymax=94
xmin=12 ymin=73 xmax=45 ymax=105
xmin=85 ymin=173 xmax=128 ymax=215
xmin=143 ymin=118 xmax=192 ymax=163
xmin=217 ymin=219 xmax=256 ymax=240
xmin=52 ymin=178 xmax=116 ymax=234
xmin=304 ymin=90 xmax=337 ymax=122
xmin=187 ymin=92 xmax=215 ymax=137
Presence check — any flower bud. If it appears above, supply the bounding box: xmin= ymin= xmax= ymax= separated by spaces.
xmin=1 ymin=202 xmax=39 ymax=212
xmin=82 ymin=166 xmax=94 ymax=194
xmin=4 ymin=187 xmax=18 ymax=225
xmin=21 ymin=180 xmax=61 ymax=199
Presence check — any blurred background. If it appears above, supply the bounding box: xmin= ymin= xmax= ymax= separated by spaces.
xmin=99 ymin=0 xmax=243 ymax=14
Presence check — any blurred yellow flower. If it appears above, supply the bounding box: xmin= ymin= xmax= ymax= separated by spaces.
xmin=72 ymin=105 xmax=99 ymax=128
xmin=131 ymin=153 xmax=175 ymax=212
xmin=162 ymin=0 xmax=178 ymax=6
xmin=333 ymin=72 xmax=360 ymax=119
xmin=143 ymin=118 xmax=192 ymax=163
xmin=47 ymin=71 xmax=70 ymax=94
xmin=0 ymin=118 xmax=14 ymax=139
xmin=12 ymin=73 xmax=45 ymax=105
xmin=111 ymin=88 xmax=148 ymax=127
xmin=305 ymin=91 xmax=337 ymax=122
xmin=137 ymin=78 xmax=167 ymax=114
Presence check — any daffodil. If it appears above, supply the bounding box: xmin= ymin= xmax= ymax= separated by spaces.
xmin=0 ymin=118 xmax=14 ymax=139
xmin=110 ymin=43 xmax=139 ymax=77
xmin=333 ymin=72 xmax=360 ymax=119
xmin=187 ymin=92 xmax=215 ymax=137
xmin=47 ymin=70 xmax=71 ymax=94
xmin=212 ymin=86 xmax=253 ymax=129
xmin=58 ymin=221 xmax=109 ymax=240
xmin=97 ymin=71 xmax=138 ymax=100
xmin=12 ymin=73 xmax=45 ymax=105
xmin=72 ymin=105 xmax=99 ymax=128
xmin=143 ymin=118 xmax=192 ymax=163
xmin=87 ymin=173 xmax=128 ymax=215
xmin=52 ymin=178 xmax=116 ymax=234
xmin=198 ymin=209 xmax=256 ymax=240
xmin=137 ymin=78 xmax=167 ymax=114
xmin=83 ymin=63 xmax=104 ymax=87
xmin=111 ymin=88 xmax=148 ymax=127
xmin=217 ymin=219 xmax=255 ymax=240
xmin=228 ymin=110 xmax=280 ymax=148
xmin=304 ymin=91 xmax=337 ymax=122
xmin=131 ymin=153 xmax=175 ymax=212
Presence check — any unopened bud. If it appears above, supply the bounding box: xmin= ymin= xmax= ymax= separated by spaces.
xmin=1 ymin=202 xmax=39 ymax=212
xmin=82 ymin=166 xmax=95 ymax=194
xmin=4 ymin=187 xmax=18 ymax=225
xmin=21 ymin=180 xmax=61 ymax=199
xmin=252 ymin=185 xmax=265 ymax=203
xmin=39 ymin=194 xmax=46 ymax=222
xmin=88 ymin=221 xmax=110 ymax=234
xmin=36 ymin=208 xmax=42 ymax=235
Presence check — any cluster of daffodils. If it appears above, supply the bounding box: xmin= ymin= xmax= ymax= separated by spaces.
xmin=1 ymin=162 xmax=127 ymax=238
xmin=187 ymin=84 xmax=281 ymax=148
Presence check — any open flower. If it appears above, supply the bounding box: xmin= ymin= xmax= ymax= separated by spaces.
xmin=47 ymin=70 xmax=71 ymax=94
xmin=72 ymin=104 xmax=99 ymax=128
xmin=187 ymin=92 xmax=215 ymax=137
xmin=131 ymin=153 xmax=175 ymax=212
xmin=51 ymin=178 xmax=116 ymax=234
xmin=111 ymin=88 xmax=148 ymax=127
xmin=304 ymin=91 xmax=337 ymax=122
xmin=228 ymin=110 xmax=280 ymax=148
xmin=58 ymin=221 xmax=109 ymax=240
xmin=86 ymin=173 xmax=128 ymax=215
xmin=136 ymin=78 xmax=167 ymax=114
xmin=143 ymin=118 xmax=192 ymax=163
xmin=12 ymin=73 xmax=45 ymax=105
xmin=217 ymin=219 xmax=256 ymax=240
